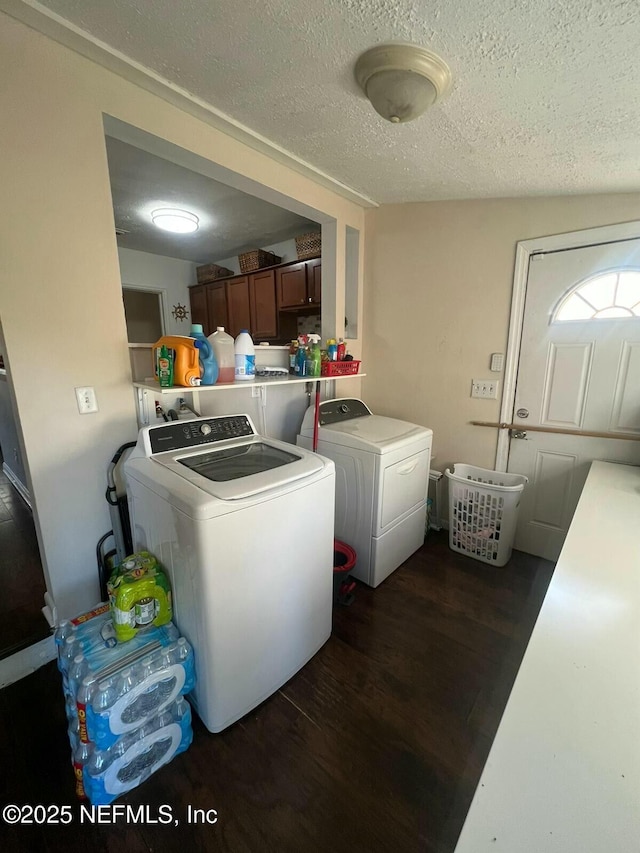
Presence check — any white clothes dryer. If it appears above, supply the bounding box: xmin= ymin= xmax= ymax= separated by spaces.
xmin=124 ymin=415 xmax=335 ymax=733
xmin=297 ymin=399 xmax=432 ymax=588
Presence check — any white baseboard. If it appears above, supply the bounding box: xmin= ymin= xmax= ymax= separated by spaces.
xmin=2 ymin=462 xmax=31 ymax=507
xmin=0 ymin=635 xmax=56 ymax=690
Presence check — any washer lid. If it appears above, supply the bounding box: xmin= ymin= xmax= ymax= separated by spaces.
xmin=301 ymin=408 xmax=432 ymax=453
xmin=133 ymin=436 xmax=329 ymax=505
xmin=178 ymin=442 xmax=300 ymax=483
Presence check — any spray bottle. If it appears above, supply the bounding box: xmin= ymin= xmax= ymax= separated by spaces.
xmin=307 ymin=334 xmax=322 ymax=377
xmin=157 ymin=345 xmax=174 ymax=388
xmin=295 ymin=335 xmax=308 ymax=376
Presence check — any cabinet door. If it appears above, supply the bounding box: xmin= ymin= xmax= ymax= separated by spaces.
xmin=249 ymin=269 xmax=278 ymax=339
xmin=276 ymin=263 xmax=308 ymax=309
xmin=205 ymin=282 xmax=228 ymax=336
xmin=307 ymin=259 xmax=322 ymax=305
xmin=189 ymin=285 xmax=208 ymax=332
xmin=226 ymin=277 xmax=252 ymax=338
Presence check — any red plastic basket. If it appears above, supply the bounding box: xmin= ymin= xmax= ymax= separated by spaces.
xmin=321 ymin=360 xmax=361 ymax=377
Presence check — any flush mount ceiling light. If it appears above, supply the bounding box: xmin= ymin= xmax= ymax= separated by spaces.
xmin=354 ymin=43 xmax=452 ymax=124
xmin=151 ymin=208 xmax=199 ymax=233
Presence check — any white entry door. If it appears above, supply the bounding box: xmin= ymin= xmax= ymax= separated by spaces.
xmin=508 ymin=238 xmax=640 ymax=561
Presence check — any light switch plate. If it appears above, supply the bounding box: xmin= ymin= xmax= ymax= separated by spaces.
xmin=75 ymin=386 xmax=98 ymax=414
xmin=471 ymin=379 xmax=499 ymax=399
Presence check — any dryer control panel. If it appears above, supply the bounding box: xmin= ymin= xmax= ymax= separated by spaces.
xmin=148 ymin=415 xmax=255 ymax=454
xmin=318 ymin=398 xmax=372 ymax=426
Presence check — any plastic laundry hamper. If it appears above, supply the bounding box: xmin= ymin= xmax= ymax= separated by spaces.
xmin=445 ymin=464 xmax=528 ymax=567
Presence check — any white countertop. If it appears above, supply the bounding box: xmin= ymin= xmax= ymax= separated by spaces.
xmin=455 ymin=460 xmax=640 ymax=853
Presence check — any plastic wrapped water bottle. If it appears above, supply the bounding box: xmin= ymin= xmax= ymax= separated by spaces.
xmin=116 ymin=668 xmax=136 ymax=699
xmin=72 ymin=740 xmax=93 ymax=800
xmin=92 ymin=679 xmax=119 ymax=714
xmin=58 ymin=634 xmax=79 ymax=672
xmin=54 ymin=619 xmax=73 ymax=648
xmin=69 ymin=654 xmax=89 ymax=695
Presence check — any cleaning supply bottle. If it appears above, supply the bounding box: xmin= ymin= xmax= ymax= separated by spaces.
xmin=234 ymin=330 xmax=256 ymax=381
xmin=295 ymin=335 xmax=308 ymax=377
xmin=307 ymin=334 xmax=322 ymax=377
xmin=190 ymin=324 xmax=218 ymax=385
xmin=327 ymin=338 xmax=337 ymax=361
xmin=208 ymin=326 xmax=235 ymax=384
xmin=157 ymin=345 xmax=174 ymax=388
xmin=288 ymin=340 xmax=298 ymax=375
xmin=337 ymin=338 xmax=346 ymax=361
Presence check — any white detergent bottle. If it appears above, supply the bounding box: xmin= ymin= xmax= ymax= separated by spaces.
xmin=208 ymin=326 xmax=235 ymax=384
xmin=234 ymin=330 xmax=255 ymax=381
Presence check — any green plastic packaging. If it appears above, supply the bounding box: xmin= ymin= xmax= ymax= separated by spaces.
xmin=107 ymin=550 xmax=172 ymax=642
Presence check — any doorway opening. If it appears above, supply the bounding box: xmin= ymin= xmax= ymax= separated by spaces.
xmin=0 ymin=320 xmax=49 ymax=659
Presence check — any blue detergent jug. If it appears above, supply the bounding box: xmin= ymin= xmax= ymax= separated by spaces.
xmin=190 ymin=324 xmax=218 ymax=385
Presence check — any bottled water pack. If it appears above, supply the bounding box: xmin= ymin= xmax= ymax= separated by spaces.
xmin=56 ymin=604 xmax=195 ymax=749
xmin=56 ymin=603 xmax=196 ymax=803
xmin=82 ymin=697 xmax=192 ymax=805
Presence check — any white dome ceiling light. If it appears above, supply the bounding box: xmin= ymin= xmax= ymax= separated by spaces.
xmin=354 ymin=43 xmax=452 ymax=124
xmin=151 ymin=208 xmax=199 ymax=233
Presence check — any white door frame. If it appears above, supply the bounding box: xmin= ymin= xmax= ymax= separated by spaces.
xmin=496 ymin=219 xmax=640 ymax=472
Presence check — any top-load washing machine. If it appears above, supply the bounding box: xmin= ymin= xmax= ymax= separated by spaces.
xmin=124 ymin=414 xmax=335 ymax=733
xmin=298 ymin=399 xmax=432 ymax=588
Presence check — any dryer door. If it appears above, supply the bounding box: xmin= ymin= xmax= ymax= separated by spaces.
xmin=377 ymin=448 xmax=431 ymax=533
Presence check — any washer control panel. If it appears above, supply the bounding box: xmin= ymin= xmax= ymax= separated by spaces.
xmin=318 ymin=399 xmax=371 ymax=426
xmin=148 ymin=415 xmax=255 ymax=454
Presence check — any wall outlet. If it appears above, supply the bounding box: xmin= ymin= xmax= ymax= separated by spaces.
xmin=75 ymin=386 xmax=98 ymax=414
xmin=471 ymin=379 xmax=499 ymax=399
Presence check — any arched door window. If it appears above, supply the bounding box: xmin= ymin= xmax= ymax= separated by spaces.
xmin=553 ymin=269 xmax=640 ymax=321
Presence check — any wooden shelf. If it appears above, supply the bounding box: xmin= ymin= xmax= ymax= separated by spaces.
xmin=133 ymin=372 xmax=365 ymax=395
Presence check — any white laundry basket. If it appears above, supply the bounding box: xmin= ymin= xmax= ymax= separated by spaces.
xmin=445 ymin=464 xmax=528 ymax=567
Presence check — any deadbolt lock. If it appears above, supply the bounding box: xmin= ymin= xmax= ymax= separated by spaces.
xmin=511 ymin=430 xmax=528 ymax=440
xmin=516 ymin=408 xmax=529 ymax=418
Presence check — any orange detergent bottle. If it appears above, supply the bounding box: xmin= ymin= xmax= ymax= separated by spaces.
xmin=153 ymin=336 xmax=202 ymax=387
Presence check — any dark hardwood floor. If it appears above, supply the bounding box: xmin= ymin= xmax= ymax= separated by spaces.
xmin=0 ymin=532 xmax=554 ymax=852
xmin=0 ymin=458 xmax=49 ymax=659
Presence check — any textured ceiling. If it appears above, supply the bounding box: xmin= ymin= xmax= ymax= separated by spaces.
xmin=105 ymin=137 xmax=318 ymax=263
xmin=23 ymin=0 xmax=640 ymax=203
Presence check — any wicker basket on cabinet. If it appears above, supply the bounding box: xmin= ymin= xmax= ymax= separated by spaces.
xmin=196 ymin=263 xmax=233 ymax=283
xmin=238 ymin=249 xmax=282 ymax=273
xmin=295 ymin=232 xmax=321 ymax=260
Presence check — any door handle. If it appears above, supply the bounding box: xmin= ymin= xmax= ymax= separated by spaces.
xmin=510 ymin=430 xmax=528 ymax=440
xmin=397 ymin=461 xmax=419 ymax=475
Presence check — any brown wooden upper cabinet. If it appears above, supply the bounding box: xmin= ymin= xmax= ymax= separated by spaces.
xmin=189 ymin=257 xmax=320 ymax=342
xmin=202 ymin=270 xmax=278 ymax=339
xmin=205 ymin=282 xmax=228 ymax=336
xmin=189 ymin=283 xmax=208 ymax=333
xmin=249 ymin=269 xmax=278 ymax=339
xmin=277 ymin=259 xmax=321 ymax=310
xmin=226 ymin=277 xmax=252 ymax=337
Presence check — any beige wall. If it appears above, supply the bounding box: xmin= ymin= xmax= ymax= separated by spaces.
xmin=363 ymin=195 xmax=640 ymax=476
xmin=0 ymin=12 xmax=365 ymax=620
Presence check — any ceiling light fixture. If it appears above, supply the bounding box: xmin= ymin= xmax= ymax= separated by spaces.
xmin=151 ymin=208 xmax=199 ymax=233
xmin=354 ymin=43 xmax=452 ymax=124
